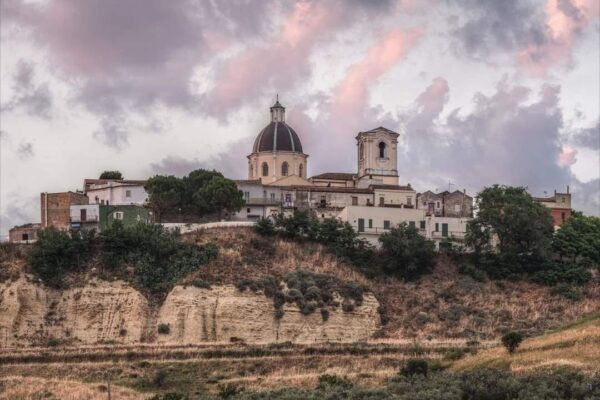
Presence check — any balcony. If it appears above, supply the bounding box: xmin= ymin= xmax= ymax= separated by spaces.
xmin=245 ymin=197 xmax=281 ymax=206
xmin=431 ymin=231 xmax=466 ymax=240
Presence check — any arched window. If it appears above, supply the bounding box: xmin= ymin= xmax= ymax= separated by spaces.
xmin=281 ymin=161 xmax=289 ymax=176
xmin=298 ymin=163 xmax=304 ymax=178
xmin=262 ymin=162 xmax=269 ymax=177
xmin=249 ymin=164 xmax=254 ymax=177
xmin=378 ymin=142 xmax=386 ymax=158
xmin=359 ymin=142 xmax=364 ymax=160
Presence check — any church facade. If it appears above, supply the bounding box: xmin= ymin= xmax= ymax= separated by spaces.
xmin=235 ymin=99 xmax=471 ymax=247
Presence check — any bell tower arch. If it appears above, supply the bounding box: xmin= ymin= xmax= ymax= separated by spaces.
xmin=356 ymin=127 xmax=399 ymax=187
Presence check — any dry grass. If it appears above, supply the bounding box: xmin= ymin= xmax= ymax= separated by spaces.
xmin=451 ymin=313 xmax=600 ymax=374
xmin=0 ymin=376 xmax=147 ymax=400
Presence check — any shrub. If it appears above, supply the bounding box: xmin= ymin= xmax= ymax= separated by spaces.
xmin=501 ymin=331 xmax=524 ymax=354
xmin=550 ymin=283 xmax=582 ymax=301
xmin=158 ymin=323 xmax=171 ymax=335
xmin=458 ymin=263 xmax=486 ymax=282
xmin=152 ymin=369 xmax=168 ymax=388
xmin=150 ymin=393 xmax=187 ymax=400
xmin=317 ymin=374 xmax=353 ymax=390
xmin=218 ymin=383 xmax=242 ymax=398
xmin=378 ymin=223 xmax=436 ymax=280
xmin=400 ymin=359 xmax=428 ymax=377
xmin=255 ymin=217 xmax=275 ymax=236
xmin=320 ymin=308 xmax=330 ymax=322
xmin=46 ymin=337 xmax=61 ymax=347
xmin=531 ymin=261 xmax=591 ymax=286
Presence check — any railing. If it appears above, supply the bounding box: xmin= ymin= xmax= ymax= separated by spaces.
xmin=431 ymin=231 xmax=466 ymax=239
xmin=245 ymin=198 xmax=280 ymax=206
xmin=70 ymin=216 xmax=99 ymax=223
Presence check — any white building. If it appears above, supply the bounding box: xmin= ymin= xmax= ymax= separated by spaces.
xmin=83 ymin=178 xmax=148 ymax=206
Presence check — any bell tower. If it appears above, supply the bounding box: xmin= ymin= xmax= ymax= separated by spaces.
xmin=356 ymin=127 xmax=399 ymax=187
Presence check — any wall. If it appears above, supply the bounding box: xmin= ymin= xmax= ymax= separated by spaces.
xmin=86 ymin=183 xmax=147 ymax=206
xmin=8 ymin=224 xmax=40 ymax=243
xmin=248 ymin=151 xmax=308 ymax=184
xmin=41 ymin=192 xmax=89 ymax=230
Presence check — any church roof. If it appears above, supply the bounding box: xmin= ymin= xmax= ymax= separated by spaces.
xmin=311 ymin=172 xmax=356 ymax=181
xmin=252 ymin=121 xmax=303 ymax=153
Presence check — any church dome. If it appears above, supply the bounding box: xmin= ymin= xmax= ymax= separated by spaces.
xmin=252 ymin=121 xmax=303 ymax=153
xmin=252 ymin=98 xmax=303 ymax=153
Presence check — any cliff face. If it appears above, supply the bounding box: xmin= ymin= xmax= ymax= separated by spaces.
xmin=0 ymin=277 xmax=380 ymax=347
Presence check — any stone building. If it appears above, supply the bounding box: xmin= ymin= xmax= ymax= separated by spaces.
xmin=9 ymin=223 xmax=40 ymax=243
xmin=416 ymin=190 xmax=473 ymax=218
xmin=41 ymin=191 xmax=89 ymax=230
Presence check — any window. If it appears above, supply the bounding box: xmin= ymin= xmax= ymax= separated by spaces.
xmin=562 ymin=197 xmax=566 ymax=203
xmin=351 ymin=196 xmax=358 ymax=206
xmin=244 ymin=191 xmax=250 ymax=200
xmin=281 ymin=161 xmax=289 ymax=176
xmin=263 ymin=190 xmax=267 ymax=198
xmin=80 ymin=209 xmax=87 ymax=222
xmin=436 ymin=201 xmax=441 ymax=208
xmin=435 ymin=223 xmax=439 ymax=232
xmin=22 ymin=233 xmax=29 ymax=241
xmin=368 ymin=219 xmax=373 ymax=229
xmin=262 ymin=162 xmax=269 ymax=177
xmin=250 ymin=165 xmax=254 ymax=177
xmin=454 ymin=204 xmax=460 ymax=213
xmin=359 ymin=142 xmax=364 ymax=160
xmin=407 ymin=197 xmax=412 ymax=206
xmin=285 ymin=194 xmax=292 ymax=203
xmin=378 ymin=142 xmax=386 ymax=158
xmin=379 ymin=196 xmax=385 ymax=206
xmin=247 ymin=208 xmax=251 ymax=213
xmin=299 ymin=163 xmax=303 ymax=178
xmin=561 ymin=212 xmax=566 ymax=222
xmin=114 ymin=212 xmax=124 ymax=220
xmin=320 ymin=195 xmax=326 ymax=207
xmin=270 ymin=193 xmax=275 ymax=201
xmin=419 ymin=220 xmax=425 ymax=229
xmin=383 ymin=220 xmax=391 ymax=230
xmin=358 ymin=218 xmax=365 ymax=232
xmin=125 ymin=190 xmax=131 ymax=198
xmin=442 ymin=223 xmax=448 ymax=237
xmin=409 ymin=221 xmax=416 ymax=228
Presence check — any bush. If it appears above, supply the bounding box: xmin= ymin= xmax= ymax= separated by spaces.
xmin=458 ymin=263 xmax=486 ymax=282
xmin=28 ymin=228 xmax=96 ymax=287
xmin=400 ymin=359 xmax=428 ymax=377
xmin=46 ymin=337 xmax=61 ymax=347
xmin=550 ymin=283 xmax=582 ymax=301
xmin=255 ymin=217 xmax=276 ymax=236
xmin=317 ymin=374 xmax=353 ymax=390
xmin=501 ymin=331 xmax=524 ymax=354
xmin=158 ymin=323 xmax=171 ymax=335
xmin=379 ymin=223 xmax=436 ymax=280
xmin=218 ymin=383 xmax=242 ymax=398
xmin=531 ymin=261 xmax=591 ymax=286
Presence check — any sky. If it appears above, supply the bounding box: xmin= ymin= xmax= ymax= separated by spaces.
xmin=1 ymin=0 xmax=599 ymax=239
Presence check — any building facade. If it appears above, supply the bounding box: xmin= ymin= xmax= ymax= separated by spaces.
xmin=41 ymin=191 xmax=89 ymax=230
xmin=534 ymin=188 xmax=572 ymax=227
xmin=9 ymin=223 xmax=41 ymax=243
xmin=83 ymin=178 xmax=148 ymax=206
xmin=416 ymin=190 xmax=473 ymax=218
xmin=70 ymin=204 xmax=152 ymax=231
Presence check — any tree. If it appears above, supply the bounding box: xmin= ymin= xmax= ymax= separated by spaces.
xmin=145 ymin=175 xmax=185 ymax=222
xmin=193 ymin=176 xmax=244 ymax=219
xmin=466 ymin=185 xmax=554 ymax=259
xmin=400 ymin=359 xmax=428 ymax=377
xmin=182 ymin=169 xmax=224 ymax=212
xmin=99 ymin=171 xmax=123 ymax=180
xmin=552 ymin=211 xmax=600 ymax=265
xmin=255 ymin=217 xmax=275 ymax=236
xmin=378 ymin=223 xmax=436 ymax=280
xmin=501 ymin=331 xmax=524 ymax=354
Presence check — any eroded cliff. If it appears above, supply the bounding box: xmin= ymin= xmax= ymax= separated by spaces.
xmin=0 ymin=276 xmax=380 ymax=347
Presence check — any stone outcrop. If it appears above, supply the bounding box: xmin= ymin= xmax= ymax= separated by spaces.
xmin=0 ymin=277 xmax=380 ymax=347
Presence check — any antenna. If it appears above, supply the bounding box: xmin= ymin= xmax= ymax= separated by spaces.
xmin=276 ymin=93 xmax=279 ymax=102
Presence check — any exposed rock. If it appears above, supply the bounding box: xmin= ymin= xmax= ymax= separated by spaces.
xmin=0 ymin=277 xmax=380 ymax=347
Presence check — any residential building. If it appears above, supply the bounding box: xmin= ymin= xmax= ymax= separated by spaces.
xmin=417 ymin=190 xmax=473 ymax=218
xmin=534 ymin=187 xmax=572 ymax=227
xmin=70 ymin=204 xmax=152 ymax=231
xmin=41 ymin=191 xmax=89 ymax=230
xmin=9 ymin=223 xmax=41 ymax=243
xmin=83 ymin=178 xmax=148 ymax=206
xmin=233 ymin=179 xmax=281 ymax=220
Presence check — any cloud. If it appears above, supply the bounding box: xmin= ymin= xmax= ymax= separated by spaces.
xmin=93 ymin=119 xmax=129 ymax=149
xmin=570 ymin=121 xmax=600 ymax=150
xmin=17 ymin=142 xmax=34 ymax=159
xmin=452 ymin=0 xmax=599 ymax=75
xmin=1 ymin=60 xmax=53 ymax=118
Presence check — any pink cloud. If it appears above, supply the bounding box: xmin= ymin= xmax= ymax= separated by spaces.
xmin=518 ymin=0 xmax=599 ymax=76
xmin=558 ymin=145 xmax=578 ymax=166
xmin=209 ymin=1 xmax=340 ymax=112
xmin=331 ymin=28 xmax=423 ymax=118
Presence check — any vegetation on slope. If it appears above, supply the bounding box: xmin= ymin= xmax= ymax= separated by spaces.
xmin=452 ymin=313 xmax=600 ymax=374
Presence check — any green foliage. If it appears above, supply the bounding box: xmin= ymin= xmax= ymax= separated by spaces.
xmin=550 ymin=283 xmax=583 ymax=301
xmin=145 ymin=169 xmax=244 ymax=221
xmin=501 ymin=331 xmax=524 ymax=354
xmin=150 ymin=393 xmax=187 ymax=400
xmin=400 ymin=359 xmax=429 ymax=377
xmin=255 ymin=217 xmax=276 ymax=236
xmin=457 ymin=263 xmax=486 ymax=282
xmin=27 ymin=227 xmax=96 ymax=287
xmin=46 ymin=337 xmax=61 ymax=347
xmin=218 ymin=383 xmax=242 ymax=399
xmin=158 ymin=323 xmax=171 ymax=334
xmin=194 ymin=176 xmax=244 ymax=219
xmin=553 ymin=211 xmax=600 ymax=265
xmin=378 ymin=223 xmax=436 ymax=280
xmin=99 ymin=170 xmax=123 ymax=180
xmin=466 ymin=185 xmax=554 ymax=259
xmin=531 ymin=261 xmax=591 ymax=286
xmin=316 ymin=374 xmax=353 ymax=390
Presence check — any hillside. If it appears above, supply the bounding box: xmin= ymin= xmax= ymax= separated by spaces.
xmin=452 ymin=313 xmax=600 ymax=373
xmin=1 ymin=227 xmax=599 ymax=346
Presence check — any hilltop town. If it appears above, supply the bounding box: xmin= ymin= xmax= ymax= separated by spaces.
xmin=8 ymin=100 xmax=573 ymax=250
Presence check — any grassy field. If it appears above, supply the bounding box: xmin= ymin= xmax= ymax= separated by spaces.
xmin=452 ymin=312 xmax=600 ymax=374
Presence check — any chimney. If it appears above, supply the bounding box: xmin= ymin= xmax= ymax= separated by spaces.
xmin=567 ymin=185 xmax=570 ymax=194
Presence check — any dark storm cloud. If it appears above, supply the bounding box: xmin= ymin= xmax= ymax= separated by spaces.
xmin=451 ymin=0 xmax=546 ymax=58
xmin=571 ymin=121 xmax=600 ymax=150
xmin=569 ymin=179 xmax=600 ymax=214
xmin=1 ymin=60 xmax=53 ymax=118
xmin=93 ymin=119 xmax=129 ymax=149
